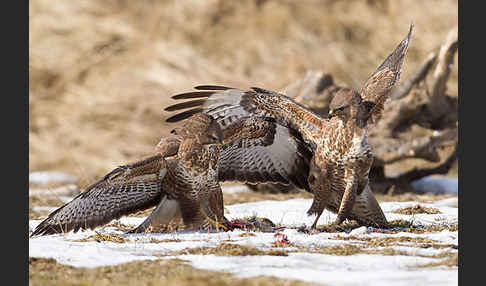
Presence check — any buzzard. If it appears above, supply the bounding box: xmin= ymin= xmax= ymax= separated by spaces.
xmin=31 ymin=113 xmax=225 ymax=236
xmin=31 ymin=113 xmax=312 ymax=236
xmin=163 ymin=25 xmax=413 ymax=229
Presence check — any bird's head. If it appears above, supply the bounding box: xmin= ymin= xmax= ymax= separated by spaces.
xmin=328 ymin=88 xmax=363 ymax=122
xmin=170 ymin=113 xmax=224 ymax=145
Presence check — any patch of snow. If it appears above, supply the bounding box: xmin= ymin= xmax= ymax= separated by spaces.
xmin=226 ymin=198 xmax=325 ymax=227
xmin=222 ymin=184 xmax=252 ymax=194
xmin=368 ymin=245 xmax=457 ymax=257
xmin=411 ymin=176 xmax=458 ymax=194
xmin=226 ymin=198 xmax=458 ymax=229
xmin=349 ymin=226 xmax=368 ymax=236
xmin=29 ymin=184 xmax=79 ymax=197
xmin=58 ymin=196 xmax=76 ymax=203
xmin=169 ymin=253 xmax=457 ymax=286
xmin=432 ymin=197 xmax=458 ymax=208
xmin=29 ymin=196 xmax=458 ymax=285
xmin=29 ymin=233 xmax=159 ymax=268
xmin=29 ymin=171 xmax=78 ymax=185
xmin=32 ymin=206 xmax=59 ymax=213
xmin=379 ymin=200 xmax=458 ymax=227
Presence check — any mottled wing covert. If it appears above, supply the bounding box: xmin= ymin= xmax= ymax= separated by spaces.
xmin=217 ymin=117 xmax=312 ymax=192
xmin=31 ymin=155 xmax=166 ymax=236
xmin=165 ymin=86 xmax=323 ymax=149
xmin=360 ymin=24 xmax=413 ymax=123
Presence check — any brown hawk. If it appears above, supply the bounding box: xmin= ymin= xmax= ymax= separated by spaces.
xmin=31 ymin=113 xmax=225 ymax=236
xmin=31 ymin=113 xmax=312 ymax=236
xmin=163 ymin=25 xmax=413 ymax=229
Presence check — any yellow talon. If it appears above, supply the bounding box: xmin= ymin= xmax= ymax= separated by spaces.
xmin=205 ymin=216 xmax=228 ymax=231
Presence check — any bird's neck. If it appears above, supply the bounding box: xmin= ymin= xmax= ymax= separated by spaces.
xmin=328 ymin=117 xmax=367 ymax=144
xmin=332 ymin=116 xmax=366 ymax=133
xmin=347 ymin=118 xmax=367 ymax=138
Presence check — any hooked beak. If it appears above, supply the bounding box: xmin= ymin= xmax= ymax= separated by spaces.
xmin=328 ymin=109 xmax=334 ymax=119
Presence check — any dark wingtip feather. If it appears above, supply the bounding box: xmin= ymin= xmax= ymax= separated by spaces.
xmin=165 ymin=108 xmax=204 ymax=123
xmin=408 ymin=23 xmax=414 ymax=39
xmin=30 ymin=204 xmax=68 ymax=237
xmin=374 ymin=24 xmax=413 ymax=75
xmin=194 ymin=85 xmax=232 ymax=91
xmin=394 ymin=24 xmax=413 ymax=60
xmin=30 ymin=219 xmax=64 ymax=237
xmin=250 ymin=87 xmax=272 ymax=94
xmin=32 ymin=224 xmax=61 ymax=237
xmin=171 ymin=91 xmax=214 ymax=100
xmin=164 ymin=99 xmax=207 ymax=112
xmin=400 ymin=23 xmax=413 ymax=55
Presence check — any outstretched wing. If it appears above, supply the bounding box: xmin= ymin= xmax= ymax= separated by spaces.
xmin=165 ymin=86 xmax=323 ymax=150
xmin=360 ymin=24 xmax=413 ymax=123
xmin=30 ymin=155 xmax=166 ymax=236
xmin=217 ymin=117 xmax=313 ymax=192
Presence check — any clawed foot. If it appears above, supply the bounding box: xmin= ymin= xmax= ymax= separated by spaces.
xmin=324 ymin=223 xmax=340 ymax=233
xmin=204 ymin=216 xmax=229 ymax=231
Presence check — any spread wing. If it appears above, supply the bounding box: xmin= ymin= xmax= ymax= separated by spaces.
xmin=360 ymin=24 xmax=413 ymax=123
xmin=30 ymin=155 xmax=166 ymax=236
xmin=217 ymin=117 xmax=312 ymax=192
xmin=164 ymin=86 xmax=323 ymax=150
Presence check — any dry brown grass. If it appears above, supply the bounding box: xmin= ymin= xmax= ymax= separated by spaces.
xmin=172 ymin=243 xmax=289 ymax=257
xmin=330 ymin=235 xmax=457 ymax=250
xmin=392 ymin=205 xmax=441 ymax=215
xmin=415 ymin=253 xmax=458 ymax=268
xmin=29 ymin=0 xmax=458 ymax=186
xmin=74 ymin=232 xmax=130 ymax=243
xmin=29 ymin=257 xmax=318 ymax=286
xmin=374 ymin=192 xmax=457 ymax=203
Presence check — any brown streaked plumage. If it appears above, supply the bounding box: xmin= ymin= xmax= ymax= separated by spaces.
xmin=31 ymin=112 xmax=312 ymax=236
xmin=31 ymin=113 xmax=226 ymax=236
xmin=163 ymin=25 xmax=413 ymax=229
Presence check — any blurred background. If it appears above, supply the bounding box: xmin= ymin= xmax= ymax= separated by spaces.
xmin=29 ymin=0 xmax=458 ymax=188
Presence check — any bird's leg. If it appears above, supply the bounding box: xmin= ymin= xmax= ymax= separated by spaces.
xmin=201 ymin=200 xmax=228 ymax=231
xmin=334 ymin=168 xmax=358 ymax=225
xmin=204 ymin=216 xmax=228 ymax=231
xmin=310 ymin=212 xmax=323 ymax=230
